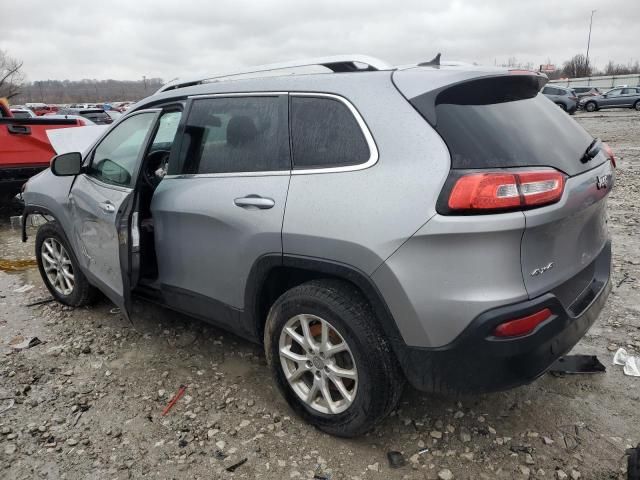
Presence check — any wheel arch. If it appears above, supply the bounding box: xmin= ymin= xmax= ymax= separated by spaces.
xmin=245 ymin=255 xmax=404 ymax=348
xmin=24 ymin=205 xmax=85 ymax=271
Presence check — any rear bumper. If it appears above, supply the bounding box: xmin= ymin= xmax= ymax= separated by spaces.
xmin=393 ymin=241 xmax=611 ymax=394
xmin=0 ymin=166 xmax=47 ymax=192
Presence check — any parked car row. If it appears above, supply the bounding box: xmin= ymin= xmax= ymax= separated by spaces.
xmin=542 ymin=84 xmax=640 ymax=114
xmin=580 ymin=86 xmax=640 ymax=112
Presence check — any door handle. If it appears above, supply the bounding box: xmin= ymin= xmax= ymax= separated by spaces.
xmin=99 ymin=202 xmax=116 ymax=213
xmin=233 ymin=195 xmax=275 ymax=210
xmin=8 ymin=124 xmax=31 ymax=135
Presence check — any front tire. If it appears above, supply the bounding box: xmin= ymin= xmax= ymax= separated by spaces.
xmin=35 ymin=221 xmax=98 ymax=307
xmin=585 ymin=101 xmax=597 ymax=112
xmin=634 ymin=100 xmax=640 ymax=111
xmin=264 ymin=280 xmax=404 ymax=437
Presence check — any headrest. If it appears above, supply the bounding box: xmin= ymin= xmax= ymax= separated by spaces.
xmin=227 ymin=115 xmax=258 ymax=147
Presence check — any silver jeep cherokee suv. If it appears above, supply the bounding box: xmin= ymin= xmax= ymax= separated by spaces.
xmin=21 ymin=55 xmax=614 ymax=437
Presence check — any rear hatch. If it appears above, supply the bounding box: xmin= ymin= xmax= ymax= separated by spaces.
xmin=394 ymin=70 xmax=613 ymax=310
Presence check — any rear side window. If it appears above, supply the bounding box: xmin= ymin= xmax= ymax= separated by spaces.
xmin=175 ymin=96 xmax=289 ymax=175
xmin=290 ymin=96 xmax=370 ymax=169
xmin=408 ymin=75 xmax=594 ymax=176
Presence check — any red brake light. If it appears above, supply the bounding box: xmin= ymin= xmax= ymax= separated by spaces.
xmin=447 ymin=170 xmax=565 ymax=213
xmin=602 ymin=142 xmax=616 ymax=168
xmin=493 ymin=308 xmax=552 ymax=338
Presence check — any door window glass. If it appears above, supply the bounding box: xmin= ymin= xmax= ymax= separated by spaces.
xmin=175 ymin=96 xmax=289 ymax=174
xmin=150 ymin=111 xmax=182 ymax=150
xmin=290 ymin=96 xmax=370 ymax=169
xmin=88 ymin=112 xmax=156 ymax=187
xmin=606 ymin=89 xmax=622 ymax=97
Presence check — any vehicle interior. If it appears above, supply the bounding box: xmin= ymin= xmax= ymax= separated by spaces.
xmin=135 ymin=108 xmax=183 ymax=286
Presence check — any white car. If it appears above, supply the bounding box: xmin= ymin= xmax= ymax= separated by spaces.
xmin=10 ymin=108 xmax=36 ymax=119
xmin=42 ymin=114 xmax=97 ymax=125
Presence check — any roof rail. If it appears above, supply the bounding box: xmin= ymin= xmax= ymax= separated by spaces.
xmin=155 ymin=55 xmax=392 ymax=94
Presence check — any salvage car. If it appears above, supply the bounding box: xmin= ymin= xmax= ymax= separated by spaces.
xmin=55 ymin=108 xmax=113 ymax=125
xmin=581 ymin=87 xmax=640 ymax=112
xmin=21 ymin=55 xmax=615 ymax=437
xmin=541 ymin=85 xmax=579 ymax=113
xmin=0 ymin=100 xmax=85 ymax=199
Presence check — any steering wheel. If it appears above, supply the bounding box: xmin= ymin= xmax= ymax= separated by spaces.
xmin=142 ymin=150 xmax=170 ymax=188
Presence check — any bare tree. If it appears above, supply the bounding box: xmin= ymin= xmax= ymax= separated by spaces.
xmin=0 ymin=50 xmax=26 ymax=99
xmin=561 ymin=54 xmax=592 ymax=78
xmin=604 ymin=60 xmax=640 ymax=76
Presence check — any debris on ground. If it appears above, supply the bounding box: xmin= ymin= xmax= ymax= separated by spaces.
xmin=13 ymin=284 xmax=33 ymax=293
xmin=24 ymin=297 xmax=54 ymax=307
xmin=8 ymin=335 xmax=42 ymax=350
xmin=224 ymin=457 xmax=247 ymax=472
xmin=161 ymin=384 xmax=187 ymax=416
xmin=387 ymin=450 xmax=406 ymax=468
xmin=613 ymin=348 xmax=640 ymax=377
xmin=549 ymin=355 xmax=606 ymax=375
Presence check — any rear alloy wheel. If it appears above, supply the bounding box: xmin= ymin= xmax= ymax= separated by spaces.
xmin=279 ymin=314 xmax=358 ymax=415
xmin=585 ymin=101 xmax=597 ymax=112
xmin=556 ymin=102 xmax=567 ymax=111
xmin=265 ymin=280 xmax=404 ymax=437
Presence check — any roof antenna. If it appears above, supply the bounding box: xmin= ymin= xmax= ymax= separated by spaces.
xmin=418 ymin=53 xmax=441 ymax=67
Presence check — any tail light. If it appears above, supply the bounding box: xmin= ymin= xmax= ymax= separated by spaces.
xmin=444 ymin=169 xmax=565 ymax=214
xmin=493 ymin=308 xmax=552 ymax=338
xmin=602 ymin=142 xmax=616 ymax=168
xmin=569 ymin=96 xmax=578 ymax=101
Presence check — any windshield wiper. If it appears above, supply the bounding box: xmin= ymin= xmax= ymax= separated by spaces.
xmin=581 ymin=138 xmax=602 ymax=164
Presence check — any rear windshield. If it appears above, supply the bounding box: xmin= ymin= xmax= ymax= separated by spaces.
xmin=409 ymin=75 xmax=595 ymax=176
xmin=81 ymin=111 xmax=110 ymax=122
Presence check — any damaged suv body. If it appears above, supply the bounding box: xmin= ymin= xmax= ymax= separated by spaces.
xmin=21 ymin=56 xmax=614 ymax=437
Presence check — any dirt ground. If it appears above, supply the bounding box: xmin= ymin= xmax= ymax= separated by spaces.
xmin=0 ymin=111 xmax=639 ymax=480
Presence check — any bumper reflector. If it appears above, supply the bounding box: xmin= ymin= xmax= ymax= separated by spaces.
xmin=493 ymin=308 xmax=552 ymax=338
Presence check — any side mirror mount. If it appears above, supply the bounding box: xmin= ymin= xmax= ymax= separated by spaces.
xmin=51 ymin=152 xmax=83 ymax=176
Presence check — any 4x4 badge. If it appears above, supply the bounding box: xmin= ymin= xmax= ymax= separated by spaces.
xmin=531 ymin=262 xmax=554 ymax=277
xmin=596 ymin=174 xmax=610 ymax=190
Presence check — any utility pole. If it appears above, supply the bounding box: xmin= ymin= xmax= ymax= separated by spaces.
xmin=586 ymin=9 xmax=596 ymax=72
xmin=142 ymin=75 xmax=148 ymax=94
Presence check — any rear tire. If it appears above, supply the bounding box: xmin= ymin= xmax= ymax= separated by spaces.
xmin=556 ymin=102 xmax=567 ymax=111
xmin=264 ymin=279 xmax=404 ymax=437
xmin=585 ymin=101 xmax=597 ymax=112
xmin=35 ymin=221 xmax=98 ymax=307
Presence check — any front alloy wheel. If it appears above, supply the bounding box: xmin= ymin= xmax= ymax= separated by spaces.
xmin=41 ymin=237 xmax=75 ymax=295
xmin=35 ymin=221 xmax=98 ymax=307
xmin=279 ymin=314 xmax=358 ymax=415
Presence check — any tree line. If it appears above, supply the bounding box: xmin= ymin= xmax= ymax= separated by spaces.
xmin=502 ymin=54 xmax=640 ymax=80
xmin=13 ymin=77 xmax=165 ymax=104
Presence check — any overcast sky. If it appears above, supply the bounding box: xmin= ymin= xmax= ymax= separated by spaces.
xmin=3 ymin=0 xmax=638 ymax=82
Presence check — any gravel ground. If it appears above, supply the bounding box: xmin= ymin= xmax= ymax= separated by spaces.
xmin=0 ymin=110 xmax=639 ymax=479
